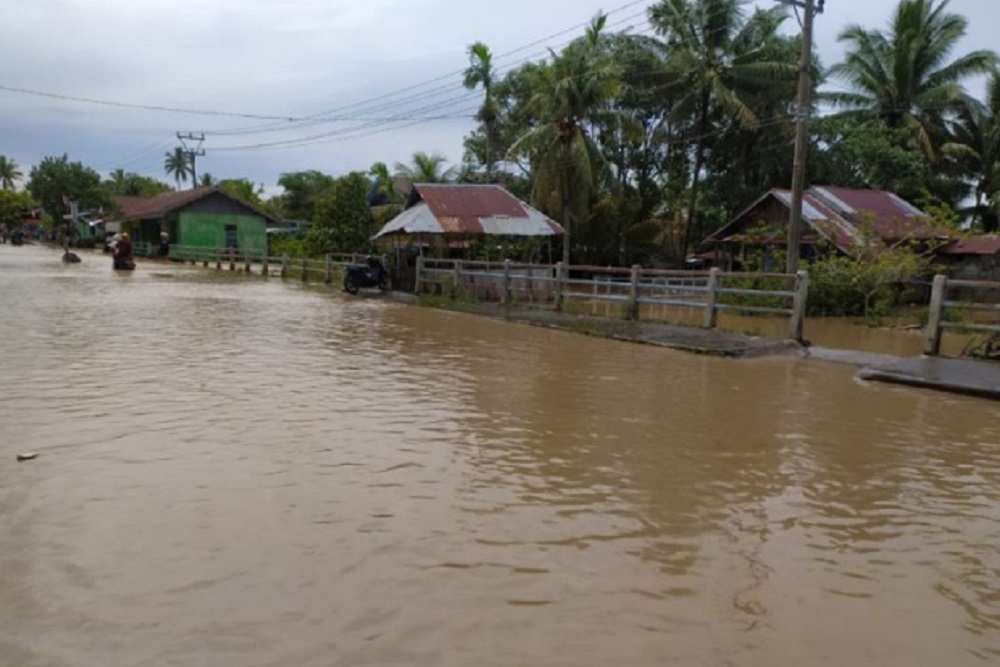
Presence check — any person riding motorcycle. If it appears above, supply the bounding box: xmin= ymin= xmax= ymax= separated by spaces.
xmin=113 ymin=232 xmax=135 ymax=270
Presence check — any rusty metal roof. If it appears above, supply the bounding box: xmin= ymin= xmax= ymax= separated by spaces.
xmin=112 ymin=187 xmax=279 ymax=224
xmin=940 ymin=235 xmax=1000 ymax=255
xmin=706 ymin=186 xmax=945 ymax=255
xmin=373 ymin=184 xmax=564 ymax=239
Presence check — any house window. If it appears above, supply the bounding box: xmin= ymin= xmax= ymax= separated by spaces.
xmin=225 ymin=225 xmax=238 ymax=248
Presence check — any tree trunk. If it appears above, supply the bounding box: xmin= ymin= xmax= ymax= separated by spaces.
xmin=680 ymin=94 xmax=712 ymax=267
xmin=561 ymin=140 xmax=573 ymax=267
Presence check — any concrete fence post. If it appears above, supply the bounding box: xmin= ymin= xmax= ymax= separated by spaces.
xmin=627 ymin=264 xmax=641 ymax=320
xmin=452 ymin=260 xmax=462 ymax=299
xmin=414 ymin=255 xmax=424 ymax=294
xmin=704 ymin=267 xmax=721 ymax=329
xmin=324 ymin=254 xmax=333 ymax=285
xmin=244 ymin=249 xmax=251 ymax=274
xmin=215 ymin=248 xmax=222 ymax=271
xmin=300 ymin=256 xmax=308 ymax=282
xmin=924 ymin=274 xmax=947 ymax=356
xmin=503 ymin=259 xmax=513 ymax=304
xmin=280 ymin=254 xmax=289 ymax=278
xmin=262 ymin=254 xmax=269 ymax=277
xmin=555 ymin=262 xmax=565 ymax=311
xmin=228 ymin=248 xmax=236 ymax=272
xmin=789 ymin=270 xmax=810 ymax=341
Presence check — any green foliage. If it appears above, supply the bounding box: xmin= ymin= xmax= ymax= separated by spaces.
xmin=827 ymin=0 xmax=997 ymax=161
xmin=276 ymin=170 xmax=336 ymax=221
xmin=0 ymin=189 xmax=36 ymax=227
xmin=268 ymin=235 xmax=307 ymax=258
xmin=163 ymin=147 xmax=192 ymax=189
xmin=305 ymin=172 xmax=374 ymax=255
xmin=0 ymin=155 xmax=23 ymax=191
xmin=806 ymin=245 xmax=936 ymax=322
xmin=27 ymin=154 xmax=110 ymax=224
xmin=105 ymin=169 xmax=173 ymax=197
xmin=373 ymin=203 xmax=403 ymax=229
xmin=218 ymin=178 xmax=264 ymax=205
xmin=395 ymin=152 xmax=458 ymax=184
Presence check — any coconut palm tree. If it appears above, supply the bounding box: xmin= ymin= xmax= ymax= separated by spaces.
xmin=510 ymin=13 xmax=620 ymax=265
xmin=828 ymin=0 xmax=997 ymax=161
xmin=369 ymin=162 xmax=400 ymax=204
xmin=164 ymin=147 xmax=192 ymax=190
xmin=944 ymin=71 xmax=1000 ymax=230
xmin=464 ymin=41 xmax=500 ymax=181
xmin=199 ymin=173 xmax=217 ymax=187
xmin=0 ymin=155 xmax=23 ymax=191
xmin=650 ymin=0 xmax=796 ymax=262
xmin=394 ymin=151 xmax=458 ymax=184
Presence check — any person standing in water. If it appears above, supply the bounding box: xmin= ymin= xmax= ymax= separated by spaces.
xmin=113 ymin=232 xmax=135 ymax=270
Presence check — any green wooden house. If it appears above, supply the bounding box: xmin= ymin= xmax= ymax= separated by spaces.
xmin=111 ymin=187 xmax=277 ymax=255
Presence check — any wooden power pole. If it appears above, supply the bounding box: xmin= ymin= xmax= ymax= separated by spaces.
xmin=781 ymin=0 xmax=823 ymax=274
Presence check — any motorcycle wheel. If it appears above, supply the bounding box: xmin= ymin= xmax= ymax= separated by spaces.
xmin=344 ymin=276 xmax=360 ymax=294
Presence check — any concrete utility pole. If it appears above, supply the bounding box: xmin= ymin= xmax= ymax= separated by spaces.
xmin=780 ymin=0 xmax=823 ymax=274
xmin=177 ymin=132 xmax=206 ymax=188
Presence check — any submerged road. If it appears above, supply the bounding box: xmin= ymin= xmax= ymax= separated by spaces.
xmin=2 ymin=245 xmax=1000 ymax=666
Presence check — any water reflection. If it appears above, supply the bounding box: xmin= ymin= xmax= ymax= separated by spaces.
xmin=1 ymin=245 xmax=999 ymax=666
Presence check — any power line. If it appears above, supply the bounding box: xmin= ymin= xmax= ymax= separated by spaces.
xmin=210 ymin=22 xmax=660 ymax=152
xmin=205 ymin=6 xmax=657 ymax=139
xmin=0 ymin=84 xmax=302 ymax=121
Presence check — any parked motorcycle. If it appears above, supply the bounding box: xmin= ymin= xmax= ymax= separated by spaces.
xmin=343 ymin=256 xmax=388 ymax=294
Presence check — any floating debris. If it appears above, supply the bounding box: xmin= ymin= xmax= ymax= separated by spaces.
xmin=16 ymin=452 xmax=38 ymax=462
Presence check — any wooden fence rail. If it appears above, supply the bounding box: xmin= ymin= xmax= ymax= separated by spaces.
xmin=924 ymin=275 xmax=1000 ymax=355
xmin=167 ymin=245 xmax=374 ymax=284
xmin=416 ymin=257 xmax=809 ymax=340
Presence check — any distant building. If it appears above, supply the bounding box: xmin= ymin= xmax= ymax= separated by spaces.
xmin=703 ymin=186 xmax=948 ymax=270
xmin=937 ymin=235 xmax=1000 ymax=281
xmin=110 ymin=187 xmax=278 ymax=253
xmin=373 ymin=183 xmax=564 ymax=244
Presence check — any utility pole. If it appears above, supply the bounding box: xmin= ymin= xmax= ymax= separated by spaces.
xmin=177 ymin=132 xmax=206 ymax=188
xmin=780 ymin=0 xmax=823 ymax=274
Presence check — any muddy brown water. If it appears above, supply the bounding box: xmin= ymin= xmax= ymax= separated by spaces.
xmin=2 ymin=245 xmax=999 ymax=666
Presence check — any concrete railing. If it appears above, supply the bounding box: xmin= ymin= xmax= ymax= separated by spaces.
xmin=416 ymin=257 xmax=809 ymax=340
xmin=924 ymin=275 xmax=1000 ymax=355
xmin=167 ymin=245 xmax=375 ymax=284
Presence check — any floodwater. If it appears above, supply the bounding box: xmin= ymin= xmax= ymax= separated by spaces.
xmin=2 ymin=244 xmax=999 ymax=667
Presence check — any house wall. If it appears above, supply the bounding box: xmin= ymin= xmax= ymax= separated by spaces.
xmin=178 ymin=212 xmax=266 ymax=252
xmin=942 ymin=255 xmax=1000 ymax=282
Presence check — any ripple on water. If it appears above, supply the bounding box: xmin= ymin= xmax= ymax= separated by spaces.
xmin=2 ymin=245 xmax=1000 ymax=666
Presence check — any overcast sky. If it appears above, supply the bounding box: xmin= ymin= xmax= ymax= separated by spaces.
xmin=1 ymin=0 xmax=996 ymax=193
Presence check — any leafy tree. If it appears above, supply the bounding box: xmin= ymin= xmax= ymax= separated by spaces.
xmin=276 ymin=170 xmax=336 ymax=221
xmin=218 ymin=178 xmax=264 ymax=205
xmin=1 ymin=155 xmax=24 ymax=191
xmin=463 ymin=42 xmax=500 ymax=181
xmin=105 ymin=170 xmax=173 ymax=197
xmin=650 ymin=0 xmax=796 ymax=262
xmin=199 ymin=173 xmax=217 ymax=187
xmin=828 ymin=0 xmax=996 ymax=161
xmin=395 ymin=151 xmax=458 ymax=184
xmin=0 ymin=189 xmax=36 ymax=228
xmin=306 ymin=173 xmax=375 ymax=255
xmin=943 ymin=70 xmax=1000 ymax=230
xmin=27 ymin=154 xmax=110 ymax=224
xmin=164 ymin=147 xmax=192 ymax=189
xmin=369 ymin=162 xmax=402 ymax=205
xmin=511 ymin=13 xmax=620 ymax=265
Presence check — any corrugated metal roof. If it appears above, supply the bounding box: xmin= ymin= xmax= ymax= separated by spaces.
xmin=373 ymin=184 xmax=564 ymax=239
xmin=707 ymin=186 xmax=945 ymax=255
xmin=940 ymin=235 xmax=1000 ymax=256
xmin=112 ymin=187 xmax=279 ymax=224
